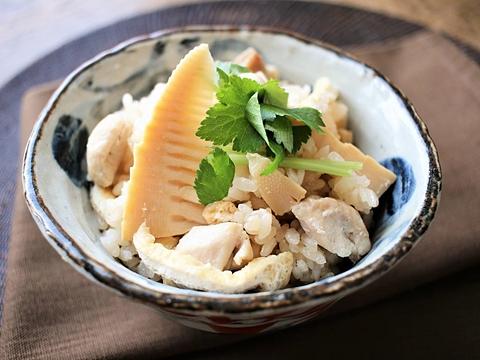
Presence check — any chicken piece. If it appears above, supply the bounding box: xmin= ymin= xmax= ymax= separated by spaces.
xmin=234 ymin=47 xmax=268 ymax=73
xmin=247 ymin=154 xmax=306 ymax=215
xmin=233 ymin=48 xmax=278 ymax=78
xmin=90 ymin=184 xmax=126 ymax=233
xmin=122 ymin=44 xmax=217 ymax=240
xmin=202 ymin=201 xmax=237 ymax=224
xmin=133 ymin=223 xmax=293 ymax=293
xmin=312 ymin=130 xmax=396 ymax=198
xmin=175 ymin=222 xmax=251 ymax=270
xmin=292 ymin=197 xmax=370 ymax=261
xmin=87 ymin=112 xmax=132 ymax=187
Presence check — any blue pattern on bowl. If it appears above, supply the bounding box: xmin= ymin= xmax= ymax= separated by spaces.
xmin=51 ymin=115 xmax=89 ymax=187
xmin=381 ymin=157 xmax=416 ymax=215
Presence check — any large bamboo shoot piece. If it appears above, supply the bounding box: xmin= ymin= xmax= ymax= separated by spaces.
xmin=312 ymin=130 xmax=396 ymax=197
xmin=122 ymin=44 xmax=217 ymax=240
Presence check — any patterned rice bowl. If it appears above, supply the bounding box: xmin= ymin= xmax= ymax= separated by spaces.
xmin=23 ymin=26 xmax=441 ymax=334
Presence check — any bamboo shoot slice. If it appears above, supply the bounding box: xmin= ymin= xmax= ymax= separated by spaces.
xmin=312 ymin=130 xmax=396 ymax=197
xmin=247 ymin=153 xmax=306 ymax=215
xmin=121 ymin=44 xmax=217 ymax=240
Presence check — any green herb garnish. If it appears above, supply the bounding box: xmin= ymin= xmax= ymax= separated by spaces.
xmin=194 ymin=147 xmax=235 ymax=205
xmin=216 ymin=61 xmax=250 ymax=76
xmin=261 ymin=105 xmax=323 ymax=132
xmin=196 ymin=75 xmax=264 ymax=153
xmin=194 ymin=62 xmax=362 ymax=205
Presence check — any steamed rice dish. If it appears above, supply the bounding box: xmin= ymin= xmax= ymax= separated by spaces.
xmin=86 ymin=44 xmax=396 ymax=293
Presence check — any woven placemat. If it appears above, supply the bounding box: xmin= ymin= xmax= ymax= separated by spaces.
xmin=0 ymin=0 xmax=478 ymax=316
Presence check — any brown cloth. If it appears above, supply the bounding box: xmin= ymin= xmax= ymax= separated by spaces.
xmin=1 ymin=31 xmax=480 ymax=359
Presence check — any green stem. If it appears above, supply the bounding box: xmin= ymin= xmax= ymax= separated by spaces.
xmin=227 ymin=152 xmax=249 ymax=166
xmin=226 ymin=151 xmax=362 ymax=177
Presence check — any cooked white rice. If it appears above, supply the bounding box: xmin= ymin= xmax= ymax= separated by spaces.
xmin=91 ymin=72 xmax=378 ymax=286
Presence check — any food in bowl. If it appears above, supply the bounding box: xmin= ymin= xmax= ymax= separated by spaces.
xmin=86 ymin=44 xmax=396 ymax=293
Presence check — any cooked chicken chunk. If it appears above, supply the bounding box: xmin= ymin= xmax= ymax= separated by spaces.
xmin=292 ymin=197 xmax=370 ymax=261
xmin=247 ymin=153 xmax=306 ymax=215
xmin=87 ymin=112 xmax=132 ymax=187
xmin=175 ymin=222 xmax=252 ymax=270
xmin=133 ymin=223 xmax=293 ymax=293
xmin=233 ymin=47 xmax=277 ymax=78
xmin=90 ymin=184 xmax=126 ymax=235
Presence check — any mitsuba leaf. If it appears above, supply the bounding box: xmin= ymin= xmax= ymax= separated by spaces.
xmin=291 ymin=126 xmax=312 ymax=153
xmin=262 ymin=80 xmax=288 ymax=108
xmin=196 ymin=75 xmax=264 ymax=153
xmin=265 ymin=116 xmax=293 ymax=152
xmin=216 ymin=61 xmax=250 ymax=76
xmin=260 ymin=104 xmax=324 ymax=132
xmin=194 ymin=147 xmax=235 ymax=205
xmin=246 ymin=92 xmax=270 ymax=145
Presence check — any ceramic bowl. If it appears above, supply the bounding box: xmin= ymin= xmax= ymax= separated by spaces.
xmin=23 ymin=26 xmax=441 ymax=333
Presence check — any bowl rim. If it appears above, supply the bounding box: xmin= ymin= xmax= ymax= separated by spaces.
xmin=23 ymin=25 xmax=442 ymax=313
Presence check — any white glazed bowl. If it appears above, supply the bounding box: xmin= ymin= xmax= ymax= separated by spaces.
xmin=23 ymin=27 xmax=441 ymax=333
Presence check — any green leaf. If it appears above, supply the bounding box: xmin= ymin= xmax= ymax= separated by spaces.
xmin=261 ymin=141 xmax=285 ymax=176
xmin=216 ymin=61 xmax=250 ymax=76
xmin=260 ymin=104 xmax=278 ymax=121
xmin=287 ymin=108 xmax=324 ymax=131
xmin=194 ymin=148 xmax=235 ymax=205
xmin=217 ymin=67 xmax=230 ymax=86
xmin=262 ymin=80 xmax=288 ymax=108
xmin=291 ymin=126 xmax=312 ymax=153
xmin=265 ymin=116 xmax=293 ymax=152
xmin=246 ymin=92 xmax=269 ymax=145
xmin=260 ymin=104 xmax=324 ymax=132
xmin=196 ymin=75 xmax=264 ymax=153
xmin=216 ymin=75 xmax=261 ymax=105
xmin=216 ymin=62 xmax=250 ymax=86
xmin=232 ymin=122 xmax=265 ymax=153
